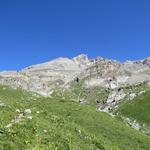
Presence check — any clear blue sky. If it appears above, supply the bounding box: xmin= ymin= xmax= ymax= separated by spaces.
xmin=0 ymin=0 xmax=150 ymax=70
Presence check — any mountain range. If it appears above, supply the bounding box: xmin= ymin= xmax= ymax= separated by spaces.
xmin=0 ymin=54 xmax=150 ymax=149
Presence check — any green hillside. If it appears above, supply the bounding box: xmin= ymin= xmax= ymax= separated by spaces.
xmin=115 ymin=90 xmax=150 ymax=126
xmin=0 ymin=85 xmax=150 ymax=150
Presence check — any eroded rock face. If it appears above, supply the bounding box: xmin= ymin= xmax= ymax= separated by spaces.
xmin=0 ymin=54 xmax=150 ymax=96
xmin=73 ymin=54 xmax=90 ymax=67
xmin=0 ymin=56 xmax=89 ymax=95
xmin=83 ymin=57 xmax=150 ymax=89
xmin=99 ymin=88 xmax=126 ymax=112
xmin=142 ymin=58 xmax=150 ymax=67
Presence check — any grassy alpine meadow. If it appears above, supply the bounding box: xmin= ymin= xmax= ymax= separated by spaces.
xmin=115 ymin=90 xmax=150 ymax=126
xmin=0 ymin=85 xmax=150 ymax=150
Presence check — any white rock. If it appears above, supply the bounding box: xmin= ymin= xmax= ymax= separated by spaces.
xmin=5 ymin=123 xmax=12 ymax=128
xmin=129 ymin=93 xmax=136 ymax=100
xmin=24 ymin=109 xmax=31 ymax=114
xmin=16 ymin=109 xmax=20 ymax=113
xmin=0 ymin=103 xmax=6 ymax=107
xmin=43 ymin=129 xmax=48 ymax=133
xmin=27 ymin=116 xmax=33 ymax=120
xmin=36 ymin=111 xmax=40 ymax=114
xmin=138 ymin=90 xmax=146 ymax=95
xmin=84 ymin=78 xmax=106 ymax=88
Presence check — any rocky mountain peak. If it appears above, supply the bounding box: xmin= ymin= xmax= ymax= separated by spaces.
xmin=0 ymin=54 xmax=150 ymax=96
xmin=142 ymin=58 xmax=150 ymax=67
xmin=73 ymin=54 xmax=89 ymax=66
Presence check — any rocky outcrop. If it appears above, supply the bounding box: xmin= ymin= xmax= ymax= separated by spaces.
xmin=0 ymin=56 xmax=89 ymax=95
xmin=122 ymin=117 xmax=150 ymax=134
xmin=5 ymin=108 xmax=32 ymax=128
xmin=0 ymin=54 xmax=150 ymax=96
xmin=98 ymin=88 xmax=126 ymax=112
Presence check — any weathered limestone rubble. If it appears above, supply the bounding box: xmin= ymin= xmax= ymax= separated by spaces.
xmin=5 ymin=108 xmax=32 ymax=128
xmin=0 ymin=55 xmax=89 ymax=95
xmin=84 ymin=57 xmax=150 ymax=89
xmin=0 ymin=54 xmax=150 ymax=96
xmin=122 ymin=117 xmax=150 ymax=134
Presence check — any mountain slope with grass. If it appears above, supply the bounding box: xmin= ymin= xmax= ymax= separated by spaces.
xmin=114 ymin=89 xmax=150 ymax=134
xmin=116 ymin=89 xmax=150 ymax=124
xmin=0 ymin=85 xmax=150 ymax=150
xmin=0 ymin=55 xmax=150 ymax=149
